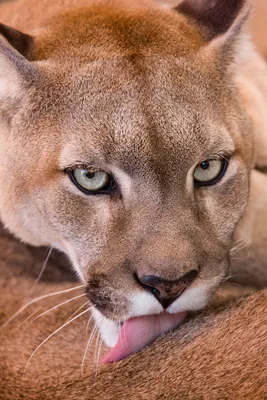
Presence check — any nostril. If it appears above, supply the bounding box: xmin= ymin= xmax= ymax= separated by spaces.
xmin=179 ymin=269 xmax=199 ymax=285
xmin=134 ymin=273 xmax=161 ymax=297
xmin=144 ymin=284 xmax=161 ymax=299
xmin=151 ymin=287 xmax=161 ymax=298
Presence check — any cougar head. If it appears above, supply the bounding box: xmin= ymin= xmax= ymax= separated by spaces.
xmin=0 ymin=0 xmax=254 ymax=361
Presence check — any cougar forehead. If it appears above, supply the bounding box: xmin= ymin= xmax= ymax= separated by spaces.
xmin=34 ymin=3 xmax=205 ymax=61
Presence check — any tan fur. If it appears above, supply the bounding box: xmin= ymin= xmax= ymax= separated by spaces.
xmin=0 ymin=225 xmax=266 ymax=399
xmin=0 ymin=0 xmax=267 ymax=398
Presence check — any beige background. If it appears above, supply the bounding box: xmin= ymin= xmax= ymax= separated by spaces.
xmin=249 ymin=0 xmax=267 ymax=57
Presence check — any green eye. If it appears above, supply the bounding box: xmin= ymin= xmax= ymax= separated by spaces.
xmin=68 ymin=168 xmax=114 ymax=194
xmin=194 ymin=158 xmax=227 ymax=186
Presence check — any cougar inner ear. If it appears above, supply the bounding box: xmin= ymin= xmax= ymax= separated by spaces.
xmin=0 ymin=23 xmax=34 ymax=59
xmin=175 ymin=0 xmax=250 ymax=40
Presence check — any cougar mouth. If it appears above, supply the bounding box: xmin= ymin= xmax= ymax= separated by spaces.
xmin=101 ymin=311 xmax=187 ymax=364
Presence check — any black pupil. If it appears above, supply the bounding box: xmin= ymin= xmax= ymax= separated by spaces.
xmin=200 ymin=161 xmax=210 ymax=170
xmin=85 ymin=172 xmax=95 ymax=179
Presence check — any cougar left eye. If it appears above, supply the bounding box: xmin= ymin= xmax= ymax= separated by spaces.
xmin=194 ymin=158 xmax=228 ymax=186
xmin=68 ymin=168 xmax=114 ymax=194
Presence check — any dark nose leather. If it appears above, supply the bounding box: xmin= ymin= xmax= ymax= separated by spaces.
xmin=138 ymin=269 xmax=199 ymax=308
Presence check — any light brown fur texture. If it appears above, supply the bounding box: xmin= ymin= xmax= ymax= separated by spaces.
xmin=0 ymin=0 xmax=267 ymax=398
xmin=0 ymin=224 xmax=266 ymax=399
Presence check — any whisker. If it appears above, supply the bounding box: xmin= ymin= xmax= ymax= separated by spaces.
xmin=94 ymin=328 xmax=102 ymax=380
xmin=24 ymin=307 xmax=90 ymax=374
xmin=13 ymin=308 xmax=41 ymax=333
xmin=94 ymin=316 xmax=104 ymax=380
xmin=1 ymin=284 xmax=85 ymax=329
xmin=230 ymin=235 xmax=247 ymax=248
xmin=230 ymin=238 xmax=250 ymax=255
xmin=223 ymin=273 xmax=250 ymax=283
xmin=222 ymin=281 xmax=244 ymax=289
xmin=96 ymin=337 xmax=104 ymax=371
xmin=81 ymin=322 xmax=97 ymax=376
xmin=94 ymin=328 xmax=101 ymax=364
xmin=67 ymin=301 xmax=90 ymax=322
xmin=22 ymin=293 xmax=87 ymax=332
xmin=85 ymin=313 xmax=94 ymax=335
xmin=30 ymin=247 xmax=53 ymax=291
xmin=232 ymin=237 xmax=246 ymax=246
xmin=216 ymin=290 xmax=234 ymax=297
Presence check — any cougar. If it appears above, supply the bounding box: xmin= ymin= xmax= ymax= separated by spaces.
xmin=0 ymin=0 xmax=267 ymax=378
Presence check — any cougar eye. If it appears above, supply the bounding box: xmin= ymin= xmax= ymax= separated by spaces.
xmin=68 ymin=168 xmax=114 ymax=194
xmin=194 ymin=158 xmax=228 ymax=186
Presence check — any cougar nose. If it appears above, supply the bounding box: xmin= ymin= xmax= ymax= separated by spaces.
xmin=137 ymin=269 xmax=199 ymax=308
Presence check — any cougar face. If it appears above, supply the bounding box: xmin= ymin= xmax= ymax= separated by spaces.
xmin=0 ymin=0 xmax=254 ymax=357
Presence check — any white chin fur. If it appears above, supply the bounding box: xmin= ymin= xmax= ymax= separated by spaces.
xmin=92 ymin=308 xmax=120 ymax=348
xmin=129 ymin=291 xmax=163 ymax=317
xmin=167 ymin=279 xmax=220 ymax=313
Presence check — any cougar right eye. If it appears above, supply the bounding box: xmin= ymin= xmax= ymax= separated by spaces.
xmin=66 ymin=168 xmax=115 ymax=195
xmin=194 ymin=157 xmax=228 ymax=186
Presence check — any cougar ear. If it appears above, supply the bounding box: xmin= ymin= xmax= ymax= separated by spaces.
xmin=0 ymin=25 xmax=36 ymax=117
xmin=0 ymin=23 xmax=34 ymax=59
xmin=175 ymin=0 xmax=252 ymax=41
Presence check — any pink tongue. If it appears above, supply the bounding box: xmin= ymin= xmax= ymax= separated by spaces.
xmin=101 ymin=311 xmax=187 ymax=364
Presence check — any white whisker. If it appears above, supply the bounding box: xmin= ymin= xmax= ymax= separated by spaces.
xmin=96 ymin=337 xmax=104 ymax=371
xmin=67 ymin=301 xmax=90 ymax=322
xmin=94 ymin=329 xmax=101 ymax=364
xmin=81 ymin=322 xmax=97 ymax=376
xmin=22 ymin=293 xmax=87 ymax=332
xmin=30 ymin=247 xmax=53 ymax=291
xmin=85 ymin=313 xmax=94 ymax=335
xmin=223 ymin=273 xmax=250 ymax=283
xmin=24 ymin=307 xmax=90 ymax=375
xmin=223 ymin=281 xmax=244 ymax=289
xmin=230 ymin=237 xmax=250 ymax=255
xmin=94 ymin=328 xmax=102 ymax=380
xmin=1 ymin=284 xmax=85 ymax=329
xmin=14 ymin=308 xmax=41 ymax=333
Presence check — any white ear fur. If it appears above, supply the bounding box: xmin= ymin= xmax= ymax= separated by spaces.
xmin=201 ymin=27 xmax=255 ymax=72
xmin=0 ymin=38 xmax=35 ymax=105
xmin=0 ymin=23 xmax=35 ymax=103
xmin=0 ymin=48 xmax=23 ymax=102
